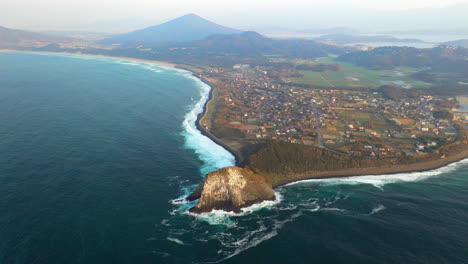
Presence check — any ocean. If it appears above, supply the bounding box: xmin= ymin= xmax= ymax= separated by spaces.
xmin=0 ymin=52 xmax=467 ymax=264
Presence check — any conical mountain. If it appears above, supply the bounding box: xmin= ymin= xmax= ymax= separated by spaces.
xmin=101 ymin=14 xmax=242 ymax=45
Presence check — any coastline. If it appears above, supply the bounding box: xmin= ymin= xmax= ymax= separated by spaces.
xmin=2 ymin=49 xmax=466 ymax=184
xmin=189 ymin=72 xmax=244 ymax=166
xmin=0 ymin=49 xmax=177 ymax=67
xmin=188 ymin=73 xmax=468 ymax=187
xmin=272 ymin=149 xmax=468 ymax=188
xmin=190 ymin=74 xmax=467 ymax=186
xmin=0 ymin=49 xmax=240 ymax=164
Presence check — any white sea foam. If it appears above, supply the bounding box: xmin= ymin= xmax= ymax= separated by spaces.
xmin=82 ymin=56 xmax=236 ymax=177
xmin=60 ymin=53 xmax=235 ymax=176
xmin=29 ymin=52 xmax=235 ymax=175
xmin=285 ymin=158 xmax=468 ymax=189
xmin=214 ymin=229 xmax=279 ymax=263
xmin=161 ymin=219 xmax=171 ymax=227
xmin=187 ymin=191 xmax=283 ymax=226
xmin=178 ymin=72 xmax=236 ymax=175
xmin=111 ymin=59 xmax=167 ymax=74
xmin=369 ymin=204 xmax=386 ymax=215
xmin=207 ymin=206 xmax=308 ymax=263
xmin=240 ymin=193 xmax=283 ymax=214
xmin=320 ymin=207 xmax=346 ymax=213
xmin=166 ymin=237 xmax=185 ymax=245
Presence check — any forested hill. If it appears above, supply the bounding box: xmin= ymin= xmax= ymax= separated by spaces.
xmin=337 ymin=46 xmax=468 ymax=70
xmin=37 ymin=31 xmax=348 ymax=67
xmin=443 ymin=39 xmax=468 ymax=48
xmin=0 ymin=26 xmax=69 ymax=48
xmin=337 ymin=46 xmax=468 ymax=96
xmin=149 ymin=31 xmax=347 ymax=59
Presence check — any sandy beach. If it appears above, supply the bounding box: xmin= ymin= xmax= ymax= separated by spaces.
xmin=0 ymin=49 xmax=177 ymax=68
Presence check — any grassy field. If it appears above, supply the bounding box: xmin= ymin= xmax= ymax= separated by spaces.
xmin=290 ymin=57 xmax=432 ymax=89
xmin=337 ymin=110 xmax=397 ymax=131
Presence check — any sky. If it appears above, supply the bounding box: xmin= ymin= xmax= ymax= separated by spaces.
xmin=1 ymin=0 xmax=468 ymax=32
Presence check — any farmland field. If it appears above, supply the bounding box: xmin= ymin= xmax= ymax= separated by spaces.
xmin=290 ymin=57 xmax=432 ymax=89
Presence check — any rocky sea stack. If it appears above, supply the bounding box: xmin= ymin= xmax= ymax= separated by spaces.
xmin=188 ymin=166 xmax=275 ymax=214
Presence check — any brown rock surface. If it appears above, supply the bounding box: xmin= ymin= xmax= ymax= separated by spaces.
xmin=189 ymin=166 xmax=275 ymax=213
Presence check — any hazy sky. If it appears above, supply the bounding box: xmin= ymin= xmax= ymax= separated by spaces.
xmin=2 ymin=0 xmax=468 ymax=32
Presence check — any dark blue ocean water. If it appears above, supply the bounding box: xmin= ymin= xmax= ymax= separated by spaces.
xmin=0 ymin=52 xmax=467 ymax=264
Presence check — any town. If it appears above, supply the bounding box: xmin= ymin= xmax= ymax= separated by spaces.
xmin=194 ymin=63 xmax=467 ymax=160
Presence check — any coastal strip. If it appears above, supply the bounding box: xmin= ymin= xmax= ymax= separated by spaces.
xmin=176 ymin=66 xmax=244 ymax=166
xmin=0 ymin=49 xmax=177 ymax=67
xmin=273 ymin=149 xmax=468 ymax=188
xmin=187 ymin=74 xmax=468 ymax=187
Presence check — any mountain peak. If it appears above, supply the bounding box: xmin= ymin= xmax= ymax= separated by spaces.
xmin=102 ymin=14 xmax=242 ymax=45
xmin=180 ymin=13 xmax=202 ymax=19
xmin=167 ymin=13 xmax=211 ymax=24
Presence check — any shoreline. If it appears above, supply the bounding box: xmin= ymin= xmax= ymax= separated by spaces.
xmin=2 ymin=49 xmax=466 ymax=183
xmin=273 ymin=149 xmax=468 ymax=188
xmin=190 ymin=73 xmax=467 ymax=186
xmin=189 ymin=72 xmax=244 ymax=166
xmin=0 ymin=49 xmax=240 ymax=165
xmin=187 ymin=69 xmax=468 ymax=186
xmin=0 ymin=49 xmax=177 ymax=67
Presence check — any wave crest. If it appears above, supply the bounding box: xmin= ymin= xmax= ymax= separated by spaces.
xmin=178 ymin=71 xmax=235 ymax=175
xmin=285 ymin=158 xmax=468 ymax=189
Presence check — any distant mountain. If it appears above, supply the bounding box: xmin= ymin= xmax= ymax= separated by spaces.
xmin=337 ymin=46 xmax=468 ymax=95
xmin=315 ymin=34 xmax=424 ymax=44
xmin=443 ymin=39 xmax=468 ymax=48
xmin=33 ymin=30 xmax=350 ymax=67
xmin=101 ymin=13 xmax=242 ymax=45
xmin=338 ymin=46 xmax=468 ymax=70
xmin=301 ymin=27 xmax=359 ymax=35
xmin=148 ymin=31 xmax=347 ymax=59
xmin=199 ymin=31 xmax=346 ymax=57
xmin=0 ymin=26 xmax=68 ymax=48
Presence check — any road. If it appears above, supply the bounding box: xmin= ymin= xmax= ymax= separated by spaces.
xmin=313 ymin=102 xmax=348 ymax=155
xmin=313 ymin=103 xmax=325 ymax=148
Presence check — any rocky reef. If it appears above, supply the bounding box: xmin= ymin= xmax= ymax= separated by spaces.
xmin=187 ymin=166 xmax=275 ymax=214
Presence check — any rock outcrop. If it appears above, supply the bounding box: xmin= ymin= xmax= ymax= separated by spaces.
xmin=188 ymin=166 xmax=275 ymax=214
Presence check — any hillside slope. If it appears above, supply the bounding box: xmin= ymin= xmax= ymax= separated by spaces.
xmin=101 ymin=13 xmax=242 ymax=45
xmin=0 ymin=26 xmax=68 ymax=48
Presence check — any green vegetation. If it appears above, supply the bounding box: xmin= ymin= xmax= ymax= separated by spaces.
xmin=337 ymin=46 xmax=468 ymax=95
xmin=246 ymin=139 xmax=468 ymax=187
xmin=246 ymin=141 xmax=394 ymax=185
xmin=291 ymin=57 xmax=430 ymax=89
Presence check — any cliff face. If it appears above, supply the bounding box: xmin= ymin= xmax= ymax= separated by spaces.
xmin=188 ymin=166 xmax=275 ymax=214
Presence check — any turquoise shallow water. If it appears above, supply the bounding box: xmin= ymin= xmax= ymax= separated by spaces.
xmin=0 ymin=52 xmax=467 ymax=264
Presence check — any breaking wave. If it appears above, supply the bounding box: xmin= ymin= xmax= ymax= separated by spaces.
xmin=186 ymin=191 xmax=284 ymax=226
xmin=166 ymin=237 xmax=185 ymax=245
xmin=285 ymin=158 xmax=468 ymax=189
xmin=51 ymin=52 xmax=236 ymax=175
xmin=178 ymin=71 xmax=236 ymax=175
